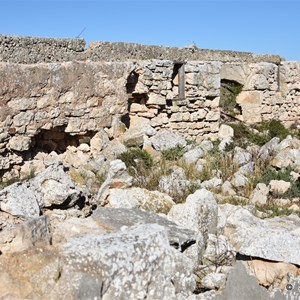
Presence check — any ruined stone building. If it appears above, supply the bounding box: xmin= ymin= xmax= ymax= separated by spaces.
xmin=0 ymin=34 xmax=299 ymax=173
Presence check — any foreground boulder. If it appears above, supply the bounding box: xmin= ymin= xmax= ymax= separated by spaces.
xmin=0 ymin=224 xmax=196 ymax=299
xmin=168 ymin=189 xmax=218 ymax=243
xmin=92 ymin=207 xmax=203 ymax=254
xmin=220 ymin=204 xmax=300 ymax=265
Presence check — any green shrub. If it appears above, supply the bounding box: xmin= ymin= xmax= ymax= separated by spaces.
xmin=118 ymin=148 xmax=153 ymax=172
xmin=268 ymin=120 xmax=289 ymax=140
xmin=162 ymin=145 xmax=186 ymax=161
xmin=227 ymin=119 xmax=290 ymax=147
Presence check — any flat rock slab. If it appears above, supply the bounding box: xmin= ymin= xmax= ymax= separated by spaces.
xmin=220 ymin=204 xmax=300 ymax=265
xmin=92 ymin=207 xmax=202 ymax=252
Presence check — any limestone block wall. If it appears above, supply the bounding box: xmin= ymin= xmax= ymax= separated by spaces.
xmin=128 ymin=60 xmax=221 ymax=142
xmin=278 ymin=61 xmax=300 ymax=127
xmin=0 ymin=61 xmax=134 ymax=170
xmin=221 ymin=62 xmax=300 ymax=126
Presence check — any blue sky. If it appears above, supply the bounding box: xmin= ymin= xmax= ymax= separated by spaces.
xmin=1 ymin=0 xmax=299 ymax=60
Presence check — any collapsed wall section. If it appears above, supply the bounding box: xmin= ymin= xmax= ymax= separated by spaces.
xmin=0 ymin=61 xmax=134 ymax=171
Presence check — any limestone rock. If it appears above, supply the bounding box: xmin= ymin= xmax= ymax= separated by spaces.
xmin=220 ymin=64 xmax=246 ymax=84
xmin=147 ymin=93 xmax=166 ymax=105
xmin=159 ymin=167 xmax=191 ymax=197
xmin=151 ymin=129 xmax=187 ymax=151
xmin=101 ymin=140 xmax=127 ymax=161
xmin=233 ymin=147 xmax=252 ymax=166
xmin=218 ymin=124 xmax=234 ymax=139
xmin=30 ymin=164 xmax=83 ymax=208
xmin=199 ymin=140 xmax=214 ymax=153
xmin=243 ymin=259 xmax=299 ymax=288
xmin=92 ymin=206 xmax=203 ymax=254
xmin=214 ymin=262 xmax=271 ymax=300
xmin=201 ymin=177 xmax=222 ymax=190
xmin=96 ymin=159 xmax=133 ymax=204
xmin=236 ymin=91 xmax=263 ymax=123
xmin=60 ymin=224 xmax=195 ymax=300
xmin=221 ymin=181 xmax=236 ymax=196
xmin=0 ymin=181 xmax=40 ymax=219
xmin=249 ymin=183 xmax=269 ymax=205
xmin=271 ymin=148 xmax=300 ymax=169
xmin=269 ymin=180 xmax=291 ymax=195
xmin=202 ymin=233 xmax=235 ymax=267
xmin=201 ymin=272 xmax=227 ymax=290
xmin=220 ymin=204 xmax=300 ymax=265
xmin=168 ymin=189 xmax=218 ymax=243
xmin=107 ymin=187 xmax=175 ymax=214
xmin=183 ymin=147 xmax=204 ymax=165
xmin=7 ymin=135 xmax=31 ymax=151
xmin=0 ymin=216 xmax=50 ymax=254
xmin=258 ymin=137 xmax=280 ymax=161
xmin=51 ymin=216 xmax=108 ymax=245
xmin=0 ymin=245 xmax=61 ymax=299
xmin=90 ymin=129 xmax=110 ymax=156
xmin=230 ymin=171 xmax=248 ymax=188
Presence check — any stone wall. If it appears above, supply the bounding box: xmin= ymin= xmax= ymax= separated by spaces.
xmin=0 ymin=61 xmax=134 ymax=170
xmin=0 ymin=34 xmax=282 ymax=64
xmin=0 ymin=35 xmax=85 ymax=63
xmin=128 ymin=60 xmax=221 ymax=141
xmin=220 ymin=61 xmax=300 ymax=126
xmin=0 ymin=34 xmax=299 ymax=174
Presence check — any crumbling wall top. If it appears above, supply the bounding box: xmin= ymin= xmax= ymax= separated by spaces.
xmin=0 ymin=34 xmax=283 ymax=64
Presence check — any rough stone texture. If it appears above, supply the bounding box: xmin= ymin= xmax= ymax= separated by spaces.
xmin=159 ymin=167 xmax=191 ymax=197
xmin=243 ymin=259 xmax=299 ymax=288
xmin=201 ymin=272 xmax=227 ymax=290
xmin=92 ymin=207 xmax=203 ymax=254
xmin=269 ymin=180 xmax=291 ymax=194
xmin=107 ymin=187 xmax=175 ymax=214
xmin=0 ymin=35 xmax=298 ymax=175
xmin=0 ymin=246 xmax=61 ymax=299
xmin=151 ymin=129 xmax=187 ymax=151
xmin=168 ymin=189 xmax=218 ymax=243
xmin=220 ymin=204 xmax=300 ymax=265
xmin=0 ymin=181 xmax=40 ymax=218
xmin=0 ymin=216 xmax=50 ymax=254
xmin=202 ymin=233 xmax=235 ymax=267
xmin=218 ymin=124 xmax=234 ymax=139
xmin=30 ymin=164 xmax=84 ymax=208
xmin=183 ymin=147 xmax=204 ymax=165
xmin=214 ymin=262 xmax=271 ymax=300
xmin=50 ymin=216 xmax=108 ymax=245
xmin=0 ymin=164 xmax=83 ymax=218
xmin=96 ymin=159 xmax=133 ymax=204
xmin=249 ymin=183 xmax=269 ymax=205
xmin=59 ymin=224 xmax=195 ymax=300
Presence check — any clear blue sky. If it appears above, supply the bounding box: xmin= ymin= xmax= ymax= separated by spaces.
xmin=1 ymin=0 xmax=299 ymax=60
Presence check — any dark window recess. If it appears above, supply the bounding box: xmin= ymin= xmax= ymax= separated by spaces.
xmin=172 ymin=63 xmax=185 ymax=100
xmin=126 ymin=71 xmax=139 ymax=95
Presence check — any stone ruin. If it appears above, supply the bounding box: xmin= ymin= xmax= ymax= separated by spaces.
xmin=0 ymin=34 xmax=299 ymax=175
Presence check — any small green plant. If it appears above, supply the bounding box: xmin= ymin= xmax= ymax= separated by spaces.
xmin=161 ymin=145 xmax=186 ymax=161
xmin=199 ymin=148 xmax=239 ymax=182
xmin=118 ymin=148 xmax=153 ymax=172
